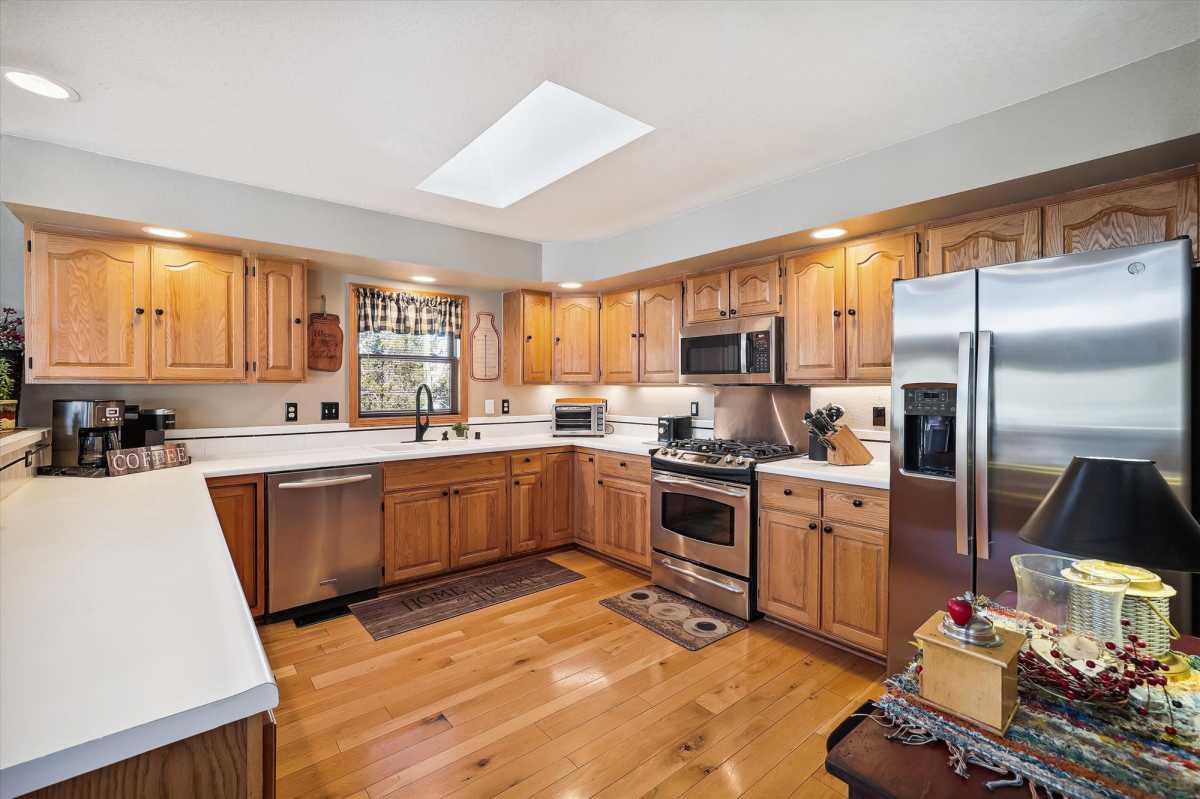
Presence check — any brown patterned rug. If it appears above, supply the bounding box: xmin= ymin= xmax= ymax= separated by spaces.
xmin=600 ymin=585 xmax=747 ymax=651
xmin=349 ymin=558 xmax=584 ymax=641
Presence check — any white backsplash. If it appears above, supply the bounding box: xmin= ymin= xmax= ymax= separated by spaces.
xmin=810 ymin=385 xmax=891 ymax=440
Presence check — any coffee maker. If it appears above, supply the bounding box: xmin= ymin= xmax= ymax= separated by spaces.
xmin=48 ymin=399 xmax=125 ymax=476
xmin=121 ymin=405 xmax=177 ymax=447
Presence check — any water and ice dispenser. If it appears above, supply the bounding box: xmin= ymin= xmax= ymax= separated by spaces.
xmin=902 ymin=385 xmax=957 ymax=477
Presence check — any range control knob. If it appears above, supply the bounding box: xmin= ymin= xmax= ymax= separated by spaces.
xmin=724 ymin=455 xmax=734 ymax=464
xmin=735 ymin=456 xmax=746 ymax=465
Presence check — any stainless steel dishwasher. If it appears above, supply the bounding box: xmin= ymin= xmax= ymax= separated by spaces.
xmin=267 ymin=464 xmax=382 ymax=613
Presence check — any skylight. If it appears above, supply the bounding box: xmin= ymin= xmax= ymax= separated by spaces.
xmin=417 ymin=81 xmax=653 ymax=208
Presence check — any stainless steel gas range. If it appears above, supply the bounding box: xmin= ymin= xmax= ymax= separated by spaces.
xmin=650 ymin=388 xmax=810 ymax=620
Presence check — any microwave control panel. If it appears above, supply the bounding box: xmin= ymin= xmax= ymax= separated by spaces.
xmin=746 ymin=331 xmax=772 ymax=373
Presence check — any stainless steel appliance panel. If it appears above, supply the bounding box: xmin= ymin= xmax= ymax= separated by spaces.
xmin=977 ymin=239 xmax=1193 ymax=631
xmin=651 ymin=470 xmax=751 ymax=577
xmin=713 ymin=385 xmax=811 ymax=448
xmin=679 ymin=315 xmax=782 ymax=385
xmin=268 ymin=464 xmax=383 ymax=613
xmin=651 ymin=551 xmax=752 ymax=619
xmin=887 ymin=270 xmax=977 ymax=673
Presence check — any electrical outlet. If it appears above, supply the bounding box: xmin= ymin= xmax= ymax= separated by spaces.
xmin=285 ymin=402 xmax=298 ymax=422
xmin=501 ymin=399 xmax=510 ymax=415
xmin=484 ymin=399 xmax=495 ymax=415
xmin=321 ymin=402 xmax=339 ymax=421
xmin=873 ymin=406 xmax=886 ymax=426
xmin=690 ymin=401 xmax=700 ymax=417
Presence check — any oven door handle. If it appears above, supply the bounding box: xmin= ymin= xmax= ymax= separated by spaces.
xmin=660 ymin=561 xmax=745 ymax=594
xmin=652 ymin=473 xmax=748 ymax=498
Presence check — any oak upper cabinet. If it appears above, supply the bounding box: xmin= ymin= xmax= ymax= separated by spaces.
xmin=26 ymin=231 xmax=151 ymax=381
xmin=596 ymin=476 xmax=650 ymax=569
xmin=450 ymin=478 xmax=508 ymax=568
xmin=821 ymin=520 xmax=889 ymax=653
xmin=638 ymin=282 xmax=682 ymax=384
xmin=758 ymin=508 xmax=821 ymax=629
xmin=844 ymin=233 xmax=916 ymax=382
xmin=502 ymin=289 xmax=552 ymax=385
xmin=384 ymin=487 xmax=451 ymax=584
xmin=574 ymin=451 xmax=597 ymax=546
xmin=150 ymin=244 xmax=246 ymax=381
xmin=510 ymin=473 xmax=542 ymax=554
xmin=729 ymin=257 xmax=781 ymax=317
xmin=925 ymin=209 xmax=1041 ymax=275
xmin=1044 ymin=176 xmax=1199 ymax=261
xmin=542 ymin=451 xmax=575 ymax=547
xmin=552 ymin=295 xmax=600 ymax=384
xmin=206 ymin=474 xmax=266 ymax=617
xmin=684 ymin=272 xmax=728 ymax=323
xmin=600 ymin=290 xmax=639 ymax=384
xmin=783 ymin=247 xmax=846 ymax=383
xmin=250 ymin=257 xmax=306 ymax=382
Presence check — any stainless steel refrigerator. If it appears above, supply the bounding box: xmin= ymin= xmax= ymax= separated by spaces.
xmin=887 ymin=238 xmax=1195 ymax=674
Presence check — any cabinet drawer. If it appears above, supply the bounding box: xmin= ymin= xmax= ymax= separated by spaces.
xmin=823 ymin=487 xmax=889 ymax=530
xmin=759 ymin=476 xmax=820 ymax=516
xmin=597 ymin=453 xmax=650 ymax=483
xmin=384 ymin=454 xmax=507 ymax=491
xmin=510 ymin=451 xmax=544 ymax=475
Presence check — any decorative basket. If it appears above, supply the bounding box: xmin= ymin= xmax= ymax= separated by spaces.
xmin=1060 ymin=561 xmax=1130 ymax=644
xmin=1074 ymin=560 xmax=1177 ymax=657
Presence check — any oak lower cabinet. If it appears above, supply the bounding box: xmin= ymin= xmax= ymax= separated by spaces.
xmin=510 ymin=473 xmax=542 ymax=555
xmin=450 ymin=478 xmax=509 ymax=568
xmin=542 ymin=451 xmax=575 ymax=547
xmin=574 ymin=451 xmax=597 ymax=546
xmin=757 ymin=476 xmax=889 ymax=656
xmin=384 ymin=487 xmax=451 ymax=583
xmin=206 ymin=474 xmax=266 ymax=617
xmin=595 ymin=476 xmax=651 ymax=569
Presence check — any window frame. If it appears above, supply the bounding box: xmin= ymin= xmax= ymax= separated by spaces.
xmin=348 ymin=283 xmax=470 ymax=428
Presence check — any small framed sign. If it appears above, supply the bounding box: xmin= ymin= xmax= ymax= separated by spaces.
xmin=106 ymin=443 xmax=192 ymax=477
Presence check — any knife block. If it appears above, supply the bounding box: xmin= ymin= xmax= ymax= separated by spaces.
xmin=826 ymin=427 xmax=873 ymax=466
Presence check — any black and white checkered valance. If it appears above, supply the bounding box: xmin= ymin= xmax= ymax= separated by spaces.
xmin=356 ymin=287 xmax=463 ymax=336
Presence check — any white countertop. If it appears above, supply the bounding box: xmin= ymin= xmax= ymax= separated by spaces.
xmin=756 ymin=441 xmax=891 ymax=489
xmin=0 ymin=433 xmax=657 ymax=796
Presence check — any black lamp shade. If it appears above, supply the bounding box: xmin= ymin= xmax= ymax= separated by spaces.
xmin=1018 ymin=456 xmax=1200 ymax=572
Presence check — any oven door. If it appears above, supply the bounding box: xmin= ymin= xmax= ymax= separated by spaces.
xmin=651 ymin=470 xmax=751 ymax=577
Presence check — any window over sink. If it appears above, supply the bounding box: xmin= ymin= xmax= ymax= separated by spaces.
xmin=349 ymin=283 xmax=469 ymax=427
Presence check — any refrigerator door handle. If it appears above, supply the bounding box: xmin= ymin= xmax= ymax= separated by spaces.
xmin=974 ymin=330 xmax=993 ymax=560
xmin=955 ymin=332 xmax=973 ymax=557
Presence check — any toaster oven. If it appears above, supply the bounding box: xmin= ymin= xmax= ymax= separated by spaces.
xmin=552 ymin=398 xmax=607 ymax=437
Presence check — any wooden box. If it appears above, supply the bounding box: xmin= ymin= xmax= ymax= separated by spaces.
xmin=914 ymin=611 xmax=1024 ymax=734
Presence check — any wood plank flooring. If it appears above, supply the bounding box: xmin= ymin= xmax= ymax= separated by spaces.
xmin=260 ymin=550 xmax=885 ymax=799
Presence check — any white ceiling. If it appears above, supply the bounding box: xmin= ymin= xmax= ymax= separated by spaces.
xmin=2 ymin=1 xmax=1197 ymax=245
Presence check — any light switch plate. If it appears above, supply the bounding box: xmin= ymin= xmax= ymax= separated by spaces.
xmin=485 ymin=399 xmax=495 ymax=415
xmin=501 ymin=399 xmax=510 ymax=415
xmin=285 ymin=402 xmax=298 ymax=422
xmin=690 ymin=401 xmax=699 ymax=417
xmin=321 ymin=402 xmax=339 ymax=421
xmin=873 ymin=406 xmax=886 ymax=426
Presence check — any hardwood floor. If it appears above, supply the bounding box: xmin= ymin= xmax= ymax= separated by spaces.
xmin=260 ymin=550 xmax=884 ymax=799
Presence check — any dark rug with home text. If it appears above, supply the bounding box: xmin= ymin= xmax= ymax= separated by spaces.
xmin=349 ymin=558 xmax=584 ymax=640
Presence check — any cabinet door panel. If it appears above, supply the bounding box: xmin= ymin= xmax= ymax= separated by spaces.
xmin=821 ymin=521 xmax=888 ymax=653
xmin=552 ymin=296 xmax=600 ymax=383
xmin=729 ymin=258 xmax=780 ymax=317
xmin=151 ymin=245 xmax=246 ymax=381
xmin=638 ymin=282 xmax=681 ymax=384
xmin=597 ymin=477 xmax=649 ymax=568
xmin=757 ymin=509 xmax=820 ymax=629
xmin=522 ymin=292 xmax=553 ymax=384
xmin=28 ymin=232 xmax=151 ymax=381
xmin=845 ymin=233 xmax=916 ymax=382
xmin=783 ymin=247 xmax=845 ymax=382
xmin=451 ymin=479 xmax=508 ymax=568
xmin=207 ymin=476 xmax=265 ymax=616
xmin=254 ymin=258 xmax=306 ymax=382
xmin=926 ymin=210 xmax=1040 ymax=275
xmin=600 ymin=290 xmax=639 ymax=384
xmin=1044 ymin=177 xmax=1198 ymax=261
xmin=384 ymin=488 xmax=450 ymax=584
xmin=510 ymin=473 xmax=542 ymax=554
xmin=574 ymin=452 xmax=597 ymax=546
xmin=684 ymin=272 xmax=729 ymax=323
xmin=542 ymin=452 xmax=574 ymax=547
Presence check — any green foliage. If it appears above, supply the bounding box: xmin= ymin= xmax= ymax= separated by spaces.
xmin=0 ymin=358 xmax=12 ymax=401
xmin=451 ymin=422 xmax=469 ymax=438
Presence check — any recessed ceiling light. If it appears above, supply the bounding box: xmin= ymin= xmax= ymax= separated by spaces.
xmin=417 ymin=81 xmax=653 ymax=208
xmin=411 ymin=275 xmax=437 ymax=284
xmin=811 ymin=227 xmax=847 ymax=240
xmin=3 ymin=68 xmax=78 ymax=101
xmin=142 ymin=226 xmax=190 ymax=239
xmin=558 ymin=282 xmax=583 ymax=289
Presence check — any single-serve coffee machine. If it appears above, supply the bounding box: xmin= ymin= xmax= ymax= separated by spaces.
xmin=49 ymin=399 xmax=125 ymax=476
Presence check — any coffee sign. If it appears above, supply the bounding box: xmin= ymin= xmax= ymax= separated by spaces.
xmin=106 ymin=443 xmax=191 ymax=477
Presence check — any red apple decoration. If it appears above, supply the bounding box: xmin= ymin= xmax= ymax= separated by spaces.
xmin=947 ymin=597 xmax=973 ymax=626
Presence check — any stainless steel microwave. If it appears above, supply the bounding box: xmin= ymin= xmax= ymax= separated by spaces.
xmin=678 ymin=316 xmax=783 ymax=385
